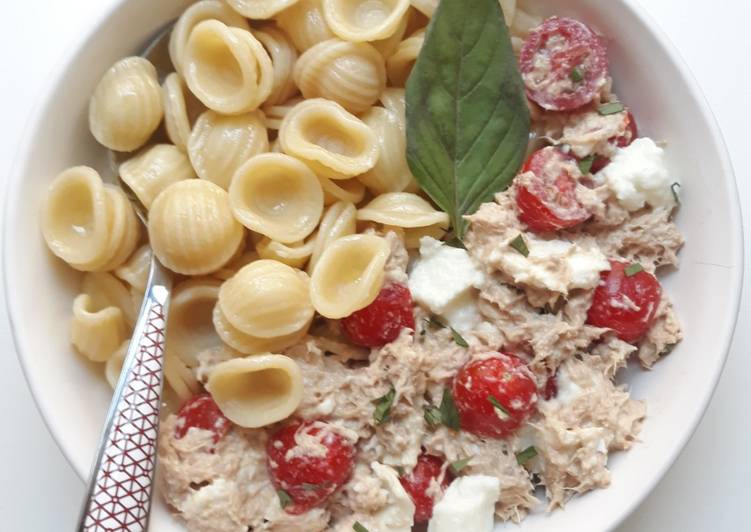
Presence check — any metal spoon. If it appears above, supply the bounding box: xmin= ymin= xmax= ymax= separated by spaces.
xmin=77 ymin=22 xmax=176 ymax=532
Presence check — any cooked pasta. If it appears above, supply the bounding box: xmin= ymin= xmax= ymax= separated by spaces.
xmin=213 ymin=303 xmax=310 ymax=354
xmin=70 ymin=293 xmax=127 ymax=362
xmin=162 ymin=73 xmax=204 ymax=152
xmin=403 ymin=223 xmax=448 ymax=249
xmin=309 ymin=234 xmax=389 ymax=318
xmin=323 ymin=0 xmax=410 ymax=42
xmin=386 ymin=28 xmax=424 ymax=86
xmin=206 ymin=354 xmax=304 ymax=428
xmin=82 ymin=272 xmax=137 ymax=327
xmin=357 ymin=192 xmax=449 ymax=227
xmin=114 ymin=244 xmax=151 ymax=293
xmin=226 ymin=0 xmax=299 ymax=19
xmin=256 ymin=236 xmax=315 ymax=268
xmin=148 ymin=180 xmax=244 ymax=275
xmin=358 ymin=106 xmax=414 ymax=193
xmin=168 ymin=0 xmax=250 ymax=75
xmin=188 ymin=110 xmax=269 ymax=190
xmin=119 ymin=144 xmax=195 ymax=209
xmin=213 ymin=249 xmax=259 ymax=281
xmin=379 ymin=87 xmax=405 ymax=117
xmin=409 ymin=0 xmax=436 ymax=17
xmin=229 ymin=153 xmax=324 ymax=242
xmin=165 ymin=351 xmax=202 ymax=403
xmin=307 ymin=201 xmax=356 ymax=274
xmin=253 ymin=26 xmax=299 ymax=106
xmin=218 ymin=260 xmax=314 ymax=339
xmin=294 ymin=39 xmax=386 ymax=113
xmin=104 ymin=340 xmax=129 ymax=389
xmin=89 ymin=57 xmax=163 ymax=153
xmin=371 ymin=9 xmax=409 ymax=57
xmin=318 ymin=175 xmax=367 ymax=205
xmin=98 ymin=185 xmax=141 ymax=272
xmin=279 ymin=98 xmax=379 ymax=180
xmin=167 ymin=278 xmax=222 ymax=368
xmin=262 ymin=97 xmax=303 ymax=130
xmin=183 ymin=21 xmax=274 ymax=115
xmin=276 ymin=0 xmax=335 ymax=52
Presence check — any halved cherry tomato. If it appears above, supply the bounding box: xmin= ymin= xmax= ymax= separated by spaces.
xmin=399 ymin=453 xmax=451 ymax=523
xmin=520 ymin=17 xmax=609 ymax=111
xmin=586 ymin=260 xmax=662 ymax=343
xmin=342 ymin=283 xmax=416 ymax=347
xmin=589 ymin=111 xmax=639 ymax=174
xmin=516 ymin=147 xmax=590 ymax=233
xmin=174 ymin=394 xmax=232 ymax=443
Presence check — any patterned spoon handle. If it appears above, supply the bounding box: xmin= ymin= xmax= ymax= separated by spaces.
xmin=77 ymin=257 xmax=172 ymax=532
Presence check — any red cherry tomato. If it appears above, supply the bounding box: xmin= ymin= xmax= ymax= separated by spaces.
xmin=516 ymin=147 xmax=590 ymax=233
xmin=452 ymin=354 xmax=538 ymax=439
xmin=266 ymin=420 xmax=355 ymax=515
xmin=341 ymin=283 xmax=416 ymax=347
xmin=519 ymin=17 xmax=609 ymax=111
xmin=399 ymin=453 xmax=451 ymax=523
xmin=586 ymin=260 xmax=662 ymax=343
xmin=174 ymin=394 xmax=232 ymax=443
xmin=589 ymin=111 xmax=639 ymax=174
xmin=542 ymin=373 xmax=558 ymax=401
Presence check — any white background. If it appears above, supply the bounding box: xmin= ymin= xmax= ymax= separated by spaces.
xmin=1 ymin=1 xmax=749 ymax=530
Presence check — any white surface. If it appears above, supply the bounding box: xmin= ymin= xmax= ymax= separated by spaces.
xmin=0 ymin=2 xmax=748 ymax=532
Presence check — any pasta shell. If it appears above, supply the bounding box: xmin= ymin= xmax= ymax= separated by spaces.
xmin=510 ymin=8 xmax=543 ymax=39
xmin=219 ymin=260 xmax=314 ymax=339
xmin=279 ymin=98 xmax=379 ymax=180
xmin=256 ymin=236 xmax=316 ymax=269
xmin=213 ymin=303 xmax=310 ymax=354
xmin=307 ymin=201 xmax=356 ymax=274
xmin=226 ymin=0 xmax=299 ymax=19
xmin=309 ymin=234 xmax=390 ymax=318
xmin=357 ymin=192 xmax=449 ymax=228
xmin=229 ymin=153 xmax=324 ymax=243
xmin=70 ymin=293 xmax=127 ymax=362
xmin=98 ymin=186 xmax=141 ymax=272
xmin=318 ymin=175 xmax=366 ymax=205
xmin=404 ymin=223 xmax=448 ymax=249
xmin=206 ymin=354 xmax=304 ymax=428
xmin=167 ymin=278 xmax=223 ymax=368
xmin=253 ymin=26 xmax=300 ymax=106
xmin=213 ymin=250 xmax=259 ymax=281
xmin=294 ymin=39 xmax=386 ymax=114
xmin=82 ymin=272 xmax=137 ymax=328
xmin=89 ymin=57 xmax=163 ymax=152
xmin=162 ymin=73 xmax=205 ymax=152
xmin=119 ymin=144 xmax=195 ymax=209
xmin=168 ymin=0 xmax=250 ymax=75
xmin=323 ymin=0 xmax=410 ymax=42
xmin=105 ymin=341 xmax=130 ymax=389
xmin=184 ymin=21 xmax=274 ymax=115
xmin=371 ymin=9 xmax=409 ymax=58
xmin=114 ymin=244 xmax=152 ymax=293
xmin=263 ymin=97 xmax=303 ymax=130
xmin=188 ymin=110 xmax=269 ymax=190
xmin=409 ymin=0 xmax=436 ymax=17
xmin=164 ymin=351 xmax=202 ymax=403
xmin=358 ymin=106 xmax=413 ymax=194
xmin=379 ymin=87 xmax=405 ymax=119
xmin=276 ymin=0 xmax=335 ymax=52
xmin=386 ymin=29 xmax=424 ymax=86
xmin=148 ymin=180 xmax=244 ymax=275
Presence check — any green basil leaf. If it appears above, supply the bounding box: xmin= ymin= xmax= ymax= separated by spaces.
xmin=509 ymin=234 xmax=529 ymax=257
xmin=488 ymin=395 xmax=510 ymax=419
xmin=516 ymin=446 xmax=538 ymax=465
xmin=373 ymin=387 xmax=396 ymax=425
xmin=598 ymin=102 xmax=625 ymax=116
xmin=570 ymin=66 xmax=584 ymax=82
xmin=276 ymin=488 xmax=292 ymax=509
xmin=624 ymin=263 xmax=644 ymax=277
xmin=450 ymin=327 xmax=469 ymax=348
xmin=450 ymin=456 xmax=473 ymax=474
xmin=440 ymin=388 xmax=461 ymax=430
xmin=353 ymin=522 xmax=370 ymax=532
xmin=671 ymin=182 xmax=681 ymax=206
xmin=406 ymin=0 xmax=530 ymax=238
xmin=578 ymin=154 xmax=595 ymax=175
xmin=424 ymin=405 xmax=443 ymax=428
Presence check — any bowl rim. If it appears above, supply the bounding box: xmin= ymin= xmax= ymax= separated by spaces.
xmin=2 ymin=0 xmax=744 ymax=529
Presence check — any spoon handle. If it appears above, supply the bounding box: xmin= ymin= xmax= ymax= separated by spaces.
xmin=77 ymin=257 xmax=172 ymax=532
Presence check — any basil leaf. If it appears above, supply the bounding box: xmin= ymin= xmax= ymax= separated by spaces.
xmin=300 ymin=481 xmax=332 ymax=491
xmin=451 ymin=328 xmax=469 ymax=348
xmin=373 ymin=387 xmax=396 ymax=425
xmin=353 ymin=522 xmax=370 ymax=532
xmin=570 ymin=66 xmax=584 ymax=82
xmin=440 ymin=388 xmax=461 ymax=430
xmin=578 ymin=155 xmax=595 ymax=175
xmin=516 ymin=446 xmax=538 ymax=465
xmin=406 ymin=0 xmax=530 ymax=238
xmin=425 ymin=315 xmax=469 ymax=347
xmin=624 ymin=263 xmax=644 ymax=277
xmin=450 ymin=456 xmax=473 ymax=474
xmin=488 ymin=395 xmax=510 ymax=419
xmin=509 ymin=234 xmax=529 ymax=257
xmin=276 ymin=488 xmax=292 ymax=509
xmin=424 ymin=405 xmax=443 ymax=428
xmin=671 ymin=182 xmax=681 ymax=206
xmin=598 ymin=102 xmax=625 ymax=116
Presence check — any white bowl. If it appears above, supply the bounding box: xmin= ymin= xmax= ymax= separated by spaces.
xmin=2 ymin=0 xmax=743 ymax=530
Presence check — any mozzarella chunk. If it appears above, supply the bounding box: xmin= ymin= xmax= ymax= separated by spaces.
xmin=369 ymin=463 xmax=415 ymax=532
xmin=428 ymin=475 xmax=501 ymax=532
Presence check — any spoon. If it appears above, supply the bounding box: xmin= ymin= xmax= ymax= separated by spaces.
xmin=77 ymin=22 xmax=176 ymax=532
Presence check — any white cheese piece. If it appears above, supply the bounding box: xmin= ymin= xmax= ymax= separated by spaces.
xmin=491 ymin=235 xmax=609 ymax=293
xmin=428 ymin=475 xmax=501 ymax=532
xmin=441 ymin=290 xmax=483 ymax=335
xmin=370 ymin=462 xmax=415 ymax=532
xmin=596 ymin=137 xmax=678 ymax=211
xmin=408 ymin=237 xmax=486 ymax=314
xmin=546 ymin=366 xmax=583 ymax=406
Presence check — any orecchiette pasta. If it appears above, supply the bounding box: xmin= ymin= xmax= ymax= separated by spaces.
xmin=183 ymin=21 xmax=274 ymax=115
xmin=167 ymin=278 xmax=222 ymax=368
xmin=307 ymin=201 xmax=356 ymax=274
xmin=206 ymin=354 xmax=304 ymax=428
xmin=70 ymin=293 xmax=127 ymax=362
xmin=279 ymin=98 xmax=379 ymax=180
xmin=99 ymin=185 xmax=141 ymax=272
xmin=357 ymin=192 xmax=449 ymax=227
xmin=263 ymin=97 xmax=303 ymax=130
xmin=256 ymin=236 xmax=315 ymax=269
xmin=219 ymin=260 xmax=314 ymax=339
xmin=229 ymin=153 xmax=324 ymax=243
xmin=358 ymin=106 xmax=414 ymax=193
xmin=148 ymin=180 xmax=244 ymax=275
xmin=213 ymin=303 xmax=310 ymax=354
xmin=403 ymin=223 xmax=448 ymax=249
xmin=213 ymin=249 xmax=259 ymax=281
xmin=309 ymin=233 xmax=390 ymax=318
xmin=162 ymin=73 xmax=204 ymax=152
xmin=386 ymin=28 xmax=424 ymax=86
xmin=119 ymin=144 xmax=195 ymax=209
xmin=371 ymin=9 xmax=409 ymax=58
xmin=510 ymin=8 xmax=543 ymax=39
xmin=276 ymin=0 xmax=335 ymax=52
xmin=188 ymin=110 xmax=269 ymax=190
xmin=89 ymin=57 xmax=163 ymax=152
xmin=318 ymin=175 xmax=366 ymax=205
xmin=164 ymin=351 xmax=202 ymax=403
xmin=226 ymin=0 xmax=299 ymax=19
xmin=82 ymin=272 xmax=137 ymax=327
xmin=253 ymin=26 xmax=300 ymax=106
xmin=168 ymin=0 xmax=250 ymax=75
xmin=105 ymin=340 xmax=129 ymax=389
xmin=294 ymin=39 xmax=386 ymax=113
xmin=114 ymin=244 xmax=151 ymax=293
xmin=409 ymin=0 xmax=436 ymax=17
xmin=323 ymin=0 xmax=410 ymax=42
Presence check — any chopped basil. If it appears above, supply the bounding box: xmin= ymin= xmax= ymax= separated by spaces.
xmin=373 ymin=387 xmax=396 ymax=425
xmin=440 ymin=388 xmax=462 ymax=430
xmin=353 ymin=522 xmax=370 ymax=532
xmin=509 ymin=234 xmax=529 ymax=257
xmin=624 ymin=263 xmax=644 ymax=277
xmin=424 ymin=405 xmax=443 ymax=428
xmin=445 ymin=236 xmax=467 ymax=249
xmin=487 ymin=395 xmax=510 ymax=419
xmin=276 ymin=488 xmax=292 ymax=509
xmin=671 ymin=182 xmax=682 ymax=206
xmin=451 ymin=328 xmax=469 ymax=347
xmin=570 ymin=66 xmax=584 ymax=82
xmin=424 ymin=316 xmax=469 ymax=348
xmin=598 ymin=102 xmax=625 ymax=116
xmin=578 ymin=154 xmax=595 ymax=175
xmin=395 ymin=465 xmax=406 ymax=476
xmin=450 ymin=456 xmax=473 ymax=474
xmin=300 ymin=481 xmax=331 ymax=491
xmin=516 ymin=446 xmax=538 ymax=465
